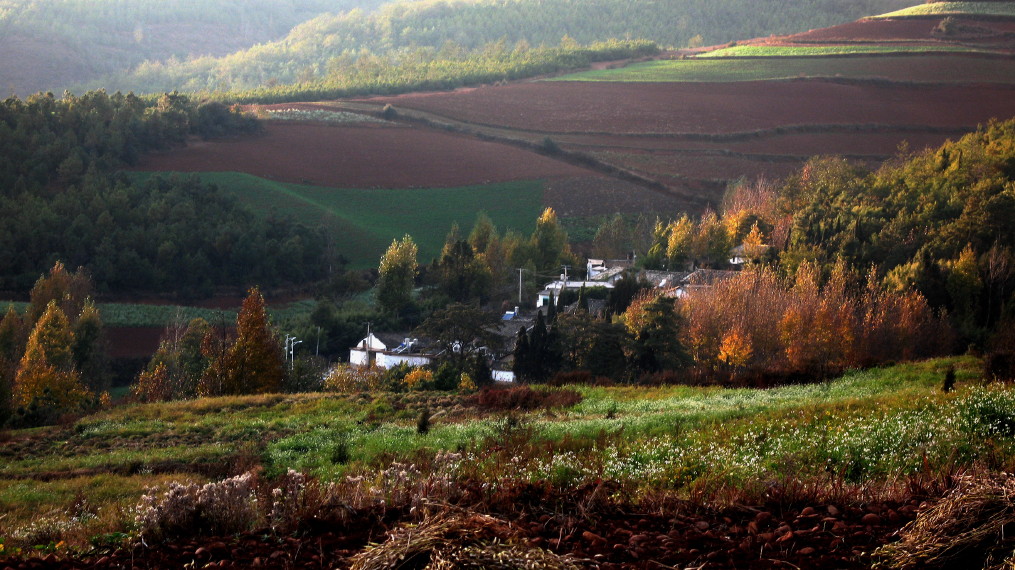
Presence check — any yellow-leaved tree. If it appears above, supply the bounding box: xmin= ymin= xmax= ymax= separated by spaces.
xmin=13 ymin=300 xmax=91 ymax=411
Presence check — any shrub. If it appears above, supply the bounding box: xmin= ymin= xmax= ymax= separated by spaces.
xmin=133 ymin=472 xmax=258 ymax=541
xmin=984 ymin=352 xmax=1015 ymax=382
xmin=417 ymin=407 xmax=432 ymax=435
xmin=403 ymin=367 xmax=434 ymax=391
xmin=269 ymin=469 xmax=328 ymax=534
xmin=324 ymin=364 xmax=385 ymax=392
xmin=469 ymin=385 xmax=582 ymax=411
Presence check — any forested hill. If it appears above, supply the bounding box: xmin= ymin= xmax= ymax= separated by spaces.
xmin=3 ymin=0 xmax=912 ymax=97
xmin=0 ymin=0 xmax=394 ymax=97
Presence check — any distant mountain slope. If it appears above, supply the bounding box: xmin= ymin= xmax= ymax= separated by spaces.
xmin=0 ymin=0 xmax=394 ymax=97
xmin=61 ymin=0 xmax=912 ymax=96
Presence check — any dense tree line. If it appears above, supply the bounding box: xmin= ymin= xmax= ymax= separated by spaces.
xmin=616 ymin=119 xmax=1015 ymax=350
xmin=77 ymin=0 xmax=911 ymax=97
xmin=119 ymin=39 xmax=658 ymax=104
xmin=0 ymin=90 xmax=328 ymax=295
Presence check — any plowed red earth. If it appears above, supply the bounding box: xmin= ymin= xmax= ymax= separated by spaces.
xmin=783 ymin=16 xmax=1015 ymax=44
xmin=105 ymin=327 xmax=163 ymax=359
xmin=0 ymin=498 xmax=921 ymax=569
xmin=367 ymin=81 xmax=1015 ymax=135
xmin=135 ymin=122 xmax=593 ymax=189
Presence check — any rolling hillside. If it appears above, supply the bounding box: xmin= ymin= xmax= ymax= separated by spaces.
xmin=1 ymin=0 xmax=912 ymax=97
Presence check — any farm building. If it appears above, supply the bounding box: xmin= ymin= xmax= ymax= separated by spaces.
xmin=536 ymin=280 xmax=615 ymax=308
xmin=349 ymin=333 xmax=436 ymax=369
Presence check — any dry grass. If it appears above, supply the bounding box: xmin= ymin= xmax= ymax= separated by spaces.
xmin=350 ymin=508 xmax=580 ymax=570
xmin=874 ymin=474 xmax=1015 ymax=569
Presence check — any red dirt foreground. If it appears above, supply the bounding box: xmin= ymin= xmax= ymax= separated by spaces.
xmin=0 ymin=487 xmax=925 ymax=569
xmin=134 ymin=121 xmax=593 ymax=189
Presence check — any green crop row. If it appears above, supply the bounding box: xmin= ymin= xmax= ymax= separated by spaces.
xmin=700 ymin=45 xmax=984 ymax=57
xmin=554 ymin=54 xmax=1015 ymax=83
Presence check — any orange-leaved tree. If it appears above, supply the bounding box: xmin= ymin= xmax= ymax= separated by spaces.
xmin=222 ymin=287 xmax=284 ymax=395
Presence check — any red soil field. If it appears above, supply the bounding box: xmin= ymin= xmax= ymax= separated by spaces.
xmin=784 ymin=16 xmax=1015 ymax=45
xmin=601 ymin=150 xmax=802 ymax=183
xmin=106 ymin=327 xmax=164 ymax=359
xmin=368 ymin=81 xmax=1015 ymax=136
xmin=563 ymin=131 xmax=956 ymax=157
xmin=135 ymin=121 xmax=593 ymax=189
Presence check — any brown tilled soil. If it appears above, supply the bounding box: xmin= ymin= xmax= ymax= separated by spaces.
xmin=133 ymin=122 xmax=593 ymax=189
xmin=367 ymin=81 xmax=1015 ymax=135
xmin=0 ymin=495 xmax=924 ymax=569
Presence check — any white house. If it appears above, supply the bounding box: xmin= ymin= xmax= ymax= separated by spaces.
xmin=536 ymin=280 xmax=614 ymax=308
xmin=349 ymin=334 xmax=436 ymax=369
xmin=587 ymin=257 xmax=634 ymax=283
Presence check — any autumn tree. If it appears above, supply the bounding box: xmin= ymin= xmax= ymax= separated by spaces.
xmin=377 ymin=235 xmax=419 ymax=316
xmin=222 ymin=288 xmax=285 ymax=395
xmin=13 ymin=301 xmax=91 ymax=415
xmin=26 ymin=261 xmax=93 ymax=325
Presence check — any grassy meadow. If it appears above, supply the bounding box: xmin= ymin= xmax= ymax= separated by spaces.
xmin=3 ymin=355 xmax=1013 ymax=552
xmin=873 ymin=1 xmax=1015 ymax=18
xmin=554 ymin=55 xmax=1015 ymax=83
xmin=130 ymin=172 xmax=544 ymax=269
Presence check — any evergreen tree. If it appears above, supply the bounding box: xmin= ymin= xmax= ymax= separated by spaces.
xmin=529 ymin=207 xmax=570 ymax=271
xmin=0 ymin=306 xmax=26 ymax=425
xmin=73 ymin=300 xmax=107 ymax=393
xmin=626 ymin=296 xmax=690 ymax=374
xmin=512 ymin=326 xmax=530 ymax=383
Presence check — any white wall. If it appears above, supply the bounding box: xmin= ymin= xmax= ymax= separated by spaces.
xmin=378 ymin=353 xmax=432 ymax=369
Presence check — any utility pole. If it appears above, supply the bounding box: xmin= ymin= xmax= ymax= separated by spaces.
xmin=517 ymin=268 xmax=526 ymax=304
xmin=284 ymin=335 xmax=302 ymax=370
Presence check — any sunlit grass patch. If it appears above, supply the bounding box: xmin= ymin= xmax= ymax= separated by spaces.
xmin=0 ymin=473 xmax=205 ymax=531
xmin=873 ymin=2 xmax=1015 ymax=18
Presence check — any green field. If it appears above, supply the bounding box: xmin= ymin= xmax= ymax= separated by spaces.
xmin=554 ymin=54 xmax=1015 ymax=83
xmin=874 ymin=1 xmax=1015 ymax=18
xmin=1 ymin=356 xmax=1009 ymax=550
xmin=700 ymin=44 xmax=985 ymax=57
xmin=130 ymin=172 xmax=544 ymax=269
xmin=0 ymin=299 xmax=315 ymax=328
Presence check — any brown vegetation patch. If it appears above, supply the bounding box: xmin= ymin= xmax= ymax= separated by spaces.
xmin=134 ymin=122 xmax=591 ymax=189
xmin=0 ymin=479 xmax=931 ymax=570
xmin=468 ymin=385 xmax=583 ymax=411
